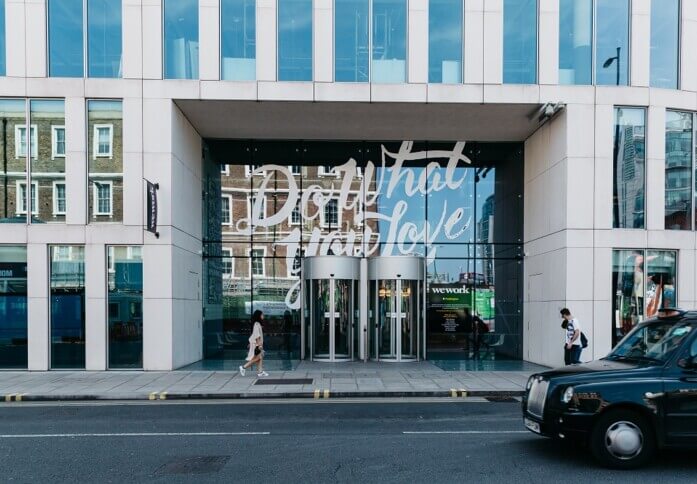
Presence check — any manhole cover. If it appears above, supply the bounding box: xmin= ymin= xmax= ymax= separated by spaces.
xmin=485 ymin=396 xmax=518 ymax=403
xmin=254 ymin=378 xmax=313 ymax=385
xmin=155 ymin=456 xmax=230 ymax=475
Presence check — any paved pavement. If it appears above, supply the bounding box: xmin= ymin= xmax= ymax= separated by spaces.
xmin=0 ymin=361 xmax=543 ymax=402
xmin=0 ymin=400 xmax=695 ymax=482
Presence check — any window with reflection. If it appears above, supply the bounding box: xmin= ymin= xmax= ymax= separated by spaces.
xmin=30 ymin=100 xmax=66 ymax=223
xmin=650 ymin=0 xmax=679 ymax=89
xmin=503 ymin=0 xmax=537 ymax=84
xmin=278 ymin=0 xmax=313 ymax=81
xmin=221 ymin=0 xmax=256 ymax=80
xmin=48 ymin=0 xmax=84 ymax=77
xmin=108 ymin=246 xmax=143 ymax=369
xmin=613 ymin=107 xmax=645 ymax=229
xmin=558 ymin=0 xmax=592 ymax=85
xmin=335 ymin=0 xmax=369 ymax=82
xmin=0 ymin=246 xmax=27 ymax=369
xmin=596 ymin=0 xmax=629 ymax=86
xmin=428 ymin=0 xmax=463 ymax=84
xmin=164 ymin=0 xmax=199 ymax=79
xmin=372 ymin=0 xmax=406 ymax=83
xmin=88 ymin=0 xmax=122 ymax=78
xmin=88 ymin=100 xmax=122 ymax=222
xmin=0 ymin=0 xmax=5 ymax=76
xmin=50 ymin=245 xmax=86 ymax=369
xmin=0 ymin=99 xmax=27 ymax=223
xmin=665 ymin=111 xmax=692 ymax=230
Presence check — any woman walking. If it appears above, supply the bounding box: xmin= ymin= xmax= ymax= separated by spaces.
xmin=239 ymin=310 xmax=268 ymax=377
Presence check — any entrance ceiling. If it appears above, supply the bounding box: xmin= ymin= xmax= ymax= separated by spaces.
xmin=175 ymin=100 xmax=544 ymax=142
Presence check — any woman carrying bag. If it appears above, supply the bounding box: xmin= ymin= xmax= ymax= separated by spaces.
xmin=239 ymin=310 xmax=268 ymax=377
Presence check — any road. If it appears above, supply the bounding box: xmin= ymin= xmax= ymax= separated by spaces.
xmin=0 ymin=399 xmax=694 ymax=483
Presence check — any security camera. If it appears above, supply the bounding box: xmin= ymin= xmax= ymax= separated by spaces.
xmin=544 ymin=104 xmax=555 ymax=117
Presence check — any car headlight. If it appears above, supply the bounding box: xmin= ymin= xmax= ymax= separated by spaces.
xmin=561 ymin=386 xmax=575 ymax=404
xmin=526 ymin=376 xmax=535 ymax=391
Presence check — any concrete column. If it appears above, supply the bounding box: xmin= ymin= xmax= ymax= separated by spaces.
xmin=257 ymin=0 xmax=277 ymax=81
xmin=25 ymin=0 xmax=47 ymax=78
xmin=27 ymin=243 xmax=49 ymax=371
xmin=646 ymin=106 xmax=666 ymax=231
xmin=630 ymin=0 xmax=650 ymax=87
xmin=680 ymin=0 xmax=697 ymax=91
xmin=5 ymin=0 xmax=26 ymax=77
xmin=408 ymin=0 xmax=428 ymax=84
xmin=85 ymin=244 xmax=107 ymax=370
xmin=314 ymin=0 xmax=333 ymax=82
xmin=199 ymin=0 xmax=221 ymax=80
xmin=142 ymin=0 xmax=163 ymax=79
xmin=538 ymin=0 xmax=559 ymax=85
xmin=65 ymin=97 xmax=87 ymax=226
xmin=122 ymin=0 xmax=144 ymax=79
xmin=483 ymin=0 xmax=502 ymax=84
xmin=464 ymin=0 xmax=484 ymax=84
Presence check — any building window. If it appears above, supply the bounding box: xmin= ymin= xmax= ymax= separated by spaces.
xmin=428 ymin=0 xmax=463 ymax=83
xmin=52 ymin=126 xmax=66 ymax=159
xmin=322 ymin=198 xmax=340 ymax=227
xmin=335 ymin=0 xmax=369 ymax=82
xmin=222 ymin=195 xmax=232 ymax=225
xmin=665 ymin=111 xmax=692 ymax=230
xmin=221 ymin=0 xmax=256 ymax=80
xmin=222 ymin=248 xmax=234 ymax=277
xmin=50 ymin=245 xmax=86 ymax=369
xmin=107 ymin=246 xmax=143 ymax=369
xmin=613 ymin=107 xmax=646 ymax=229
xmin=164 ymin=0 xmax=199 ymax=79
xmin=372 ymin=0 xmax=407 ymax=83
xmin=53 ymin=182 xmax=67 ymax=215
xmin=290 ymin=165 xmax=301 ymax=175
xmin=48 ymin=0 xmax=84 ymax=77
xmin=318 ymin=165 xmax=335 ymax=176
xmin=612 ymin=249 xmax=677 ymax=346
xmin=278 ymin=0 xmax=313 ymax=81
xmin=558 ymin=0 xmax=592 ymax=85
xmin=595 ymin=0 xmax=629 ymax=86
xmin=93 ymin=181 xmax=113 ymax=216
xmin=248 ymin=195 xmax=267 ymax=220
xmin=93 ymin=125 xmax=113 ymax=158
xmin=290 ymin=203 xmax=302 ymax=225
xmin=16 ymin=182 xmax=37 ymax=215
xmin=15 ymin=125 xmax=37 ymax=159
xmin=503 ymin=0 xmax=537 ymax=84
xmin=650 ymin=0 xmax=680 ymax=89
xmin=221 ymin=164 xmax=229 ymax=175
xmin=0 ymin=1 xmax=6 ymax=76
xmin=245 ymin=164 xmax=265 ymax=177
xmin=249 ymin=248 xmax=265 ymax=276
xmin=0 ymin=246 xmax=28 ymax=369
xmin=88 ymin=0 xmax=123 ymax=78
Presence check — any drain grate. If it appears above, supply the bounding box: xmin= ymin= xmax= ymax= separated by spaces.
xmin=485 ymin=396 xmax=518 ymax=403
xmin=155 ymin=456 xmax=230 ymax=475
xmin=254 ymin=378 xmax=313 ymax=385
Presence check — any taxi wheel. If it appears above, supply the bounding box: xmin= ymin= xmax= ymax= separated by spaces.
xmin=590 ymin=409 xmax=656 ymax=469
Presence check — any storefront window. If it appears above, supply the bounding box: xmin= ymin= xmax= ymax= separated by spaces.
xmin=30 ymin=100 xmax=66 ymax=223
xmin=612 ymin=249 xmax=677 ymax=347
xmin=613 ymin=107 xmax=645 ymax=229
xmin=428 ymin=0 xmax=463 ymax=84
xmin=0 ymin=246 xmax=27 ymax=369
xmin=665 ymin=111 xmax=692 ymax=230
xmin=221 ymin=0 xmax=256 ymax=80
xmin=108 ymin=246 xmax=143 ymax=369
xmin=88 ymin=100 xmax=123 ymax=222
xmin=50 ymin=245 xmax=86 ymax=369
xmin=650 ymin=0 xmax=679 ymax=89
xmin=87 ymin=0 xmax=123 ymax=78
xmin=503 ymin=0 xmax=537 ymax=84
xmin=0 ymin=99 xmax=27 ymax=223
xmin=278 ymin=0 xmax=313 ymax=81
xmin=596 ymin=0 xmax=629 ymax=86
xmin=372 ymin=0 xmax=407 ymax=83
xmin=335 ymin=0 xmax=369 ymax=82
xmin=163 ymin=0 xmax=199 ymax=79
xmin=558 ymin=0 xmax=592 ymax=85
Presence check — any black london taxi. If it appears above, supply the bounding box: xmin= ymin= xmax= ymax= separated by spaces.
xmin=522 ymin=309 xmax=697 ymax=469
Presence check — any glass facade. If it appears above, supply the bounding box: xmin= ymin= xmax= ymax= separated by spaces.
xmin=30 ymin=100 xmax=66 ymax=224
xmin=50 ymin=245 xmax=86 ymax=369
xmin=612 ymin=249 xmax=677 ymax=346
xmin=596 ymin=0 xmax=629 ymax=86
xmin=48 ymin=0 xmax=84 ymax=77
xmin=0 ymin=246 xmax=27 ymax=369
xmin=202 ymin=141 xmax=523 ymax=365
xmin=0 ymin=99 xmax=27 ymax=222
xmin=164 ymin=0 xmax=199 ymax=79
xmin=665 ymin=111 xmax=692 ymax=230
xmin=428 ymin=0 xmax=463 ymax=84
xmin=335 ymin=0 xmax=369 ymax=82
xmin=558 ymin=0 xmax=592 ymax=85
xmin=650 ymin=0 xmax=680 ymax=89
xmin=221 ymin=0 xmax=256 ymax=81
xmin=503 ymin=0 xmax=537 ymax=84
xmin=88 ymin=100 xmax=123 ymax=222
xmin=108 ymin=246 xmax=143 ymax=369
xmin=372 ymin=0 xmax=407 ymax=83
xmin=613 ymin=107 xmax=646 ymax=229
xmin=278 ymin=0 xmax=313 ymax=81
xmin=87 ymin=0 xmax=123 ymax=78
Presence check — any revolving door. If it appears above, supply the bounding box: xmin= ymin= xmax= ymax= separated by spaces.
xmin=369 ymin=257 xmax=425 ymax=361
xmin=303 ymin=256 xmax=360 ymax=362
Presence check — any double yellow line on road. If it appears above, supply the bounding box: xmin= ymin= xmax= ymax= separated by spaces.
xmin=4 ymin=394 xmax=26 ymax=402
xmin=148 ymin=392 xmax=168 ymax=400
xmin=313 ymin=389 xmax=330 ymax=399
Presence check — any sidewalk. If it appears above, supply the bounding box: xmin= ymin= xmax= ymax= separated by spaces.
xmin=0 ymin=361 xmax=547 ymax=402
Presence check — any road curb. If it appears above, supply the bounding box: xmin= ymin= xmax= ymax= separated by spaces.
xmin=4 ymin=390 xmax=524 ymax=402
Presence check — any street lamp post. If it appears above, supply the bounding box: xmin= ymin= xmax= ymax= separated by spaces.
xmin=603 ymin=46 xmax=621 ymax=87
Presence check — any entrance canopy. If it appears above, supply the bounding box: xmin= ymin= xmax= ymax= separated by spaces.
xmin=175 ymin=100 xmax=546 ymax=142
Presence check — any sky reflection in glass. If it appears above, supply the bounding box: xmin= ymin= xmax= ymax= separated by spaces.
xmin=221 ymin=0 xmax=256 ymax=80
xmin=428 ymin=0 xmax=462 ymax=84
xmin=558 ymin=0 xmax=592 ymax=85
xmin=48 ymin=0 xmax=84 ymax=77
xmin=88 ymin=0 xmax=122 ymax=78
xmin=278 ymin=0 xmax=313 ymax=81
xmin=335 ymin=0 xmax=369 ymax=82
xmin=163 ymin=0 xmax=199 ymax=79
xmin=596 ymin=0 xmax=629 ymax=86
xmin=503 ymin=0 xmax=537 ymax=84
xmin=650 ymin=0 xmax=679 ymax=89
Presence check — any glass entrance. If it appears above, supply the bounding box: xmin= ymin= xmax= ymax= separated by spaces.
xmin=373 ymin=278 xmax=420 ymax=361
xmin=310 ymin=278 xmax=353 ymax=361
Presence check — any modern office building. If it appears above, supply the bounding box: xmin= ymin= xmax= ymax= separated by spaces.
xmin=0 ymin=0 xmax=695 ymax=371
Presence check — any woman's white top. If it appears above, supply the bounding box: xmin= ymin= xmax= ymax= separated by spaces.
xmin=245 ymin=322 xmax=264 ymax=361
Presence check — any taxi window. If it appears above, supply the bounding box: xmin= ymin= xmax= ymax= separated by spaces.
xmin=690 ymin=337 xmax=697 ymax=358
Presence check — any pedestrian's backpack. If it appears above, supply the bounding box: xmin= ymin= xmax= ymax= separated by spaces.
xmin=580 ymin=332 xmax=589 ymax=349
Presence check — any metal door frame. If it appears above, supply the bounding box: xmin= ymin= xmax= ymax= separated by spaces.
xmin=373 ymin=278 xmax=418 ymax=362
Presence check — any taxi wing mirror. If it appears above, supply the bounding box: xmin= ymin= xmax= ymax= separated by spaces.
xmin=678 ymin=355 xmax=697 ymax=369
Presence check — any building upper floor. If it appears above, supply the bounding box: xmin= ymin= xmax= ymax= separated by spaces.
xmin=0 ymin=0 xmax=696 ymax=95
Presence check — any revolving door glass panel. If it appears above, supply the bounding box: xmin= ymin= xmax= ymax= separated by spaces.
xmin=373 ymin=279 xmax=420 ymax=361
xmin=310 ymin=278 xmax=354 ymax=361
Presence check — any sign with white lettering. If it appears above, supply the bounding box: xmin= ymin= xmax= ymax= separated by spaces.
xmin=0 ymin=263 xmax=27 ymax=279
xmin=146 ymin=181 xmax=159 ymax=237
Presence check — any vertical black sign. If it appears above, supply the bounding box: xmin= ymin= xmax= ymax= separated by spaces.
xmin=146 ymin=181 xmax=159 ymax=237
